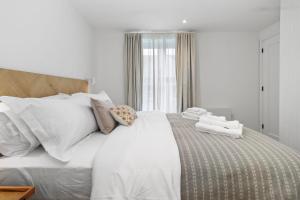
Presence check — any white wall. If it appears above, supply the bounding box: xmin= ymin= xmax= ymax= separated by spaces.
xmin=279 ymin=0 xmax=300 ymax=151
xmin=0 ymin=0 xmax=94 ymax=80
xmin=92 ymin=30 xmax=125 ymax=104
xmin=259 ymin=22 xmax=280 ymax=41
xmin=197 ymin=32 xmax=260 ymax=130
xmin=94 ymin=30 xmax=260 ymax=130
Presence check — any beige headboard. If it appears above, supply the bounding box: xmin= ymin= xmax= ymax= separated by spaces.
xmin=0 ymin=68 xmax=88 ymax=98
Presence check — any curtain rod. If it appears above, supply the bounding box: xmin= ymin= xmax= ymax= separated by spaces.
xmin=125 ymin=31 xmax=196 ymax=34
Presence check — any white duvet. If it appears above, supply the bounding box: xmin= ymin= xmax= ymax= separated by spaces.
xmin=0 ymin=112 xmax=181 ymax=200
xmin=91 ymin=111 xmax=181 ymax=200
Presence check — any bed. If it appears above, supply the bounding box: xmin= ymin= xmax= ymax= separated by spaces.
xmin=1 ymin=68 xmax=300 ymax=200
xmin=0 ymin=133 xmax=107 ymax=200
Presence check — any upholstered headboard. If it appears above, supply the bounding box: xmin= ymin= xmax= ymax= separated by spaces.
xmin=0 ymin=68 xmax=88 ymax=98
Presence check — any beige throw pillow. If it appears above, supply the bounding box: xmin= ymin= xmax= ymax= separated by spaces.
xmin=91 ymin=98 xmax=117 ymax=134
xmin=110 ymin=105 xmax=137 ymax=126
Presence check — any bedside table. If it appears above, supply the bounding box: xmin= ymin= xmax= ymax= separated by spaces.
xmin=0 ymin=186 xmax=35 ymax=200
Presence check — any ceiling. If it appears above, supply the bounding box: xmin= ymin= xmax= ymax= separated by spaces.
xmin=69 ymin=0 xmax=280 ymax=31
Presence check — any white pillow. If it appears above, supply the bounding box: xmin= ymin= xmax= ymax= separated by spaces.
xmin=0 ymin=102 xmax=39 ymax=157
xmin=42 ymin=93 xmax=70 ymax=100
xmin=0 ymin=96 xmax=38 ymax=113
xmin=0 ymin=94 xmax=69 ymax=157
xmin=20 ymin=99 xmax=98 ymax=162
xmin=71 ymin=91 xmax=114 ymax=107
xmin=0 ymin=113 xmax=29 ymax=157
xmin=0 ymin=93 xmax=70 ymax=113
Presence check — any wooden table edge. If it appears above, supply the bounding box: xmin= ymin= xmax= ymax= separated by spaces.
xmin=0 ymin=186 xmax=35 ymax=199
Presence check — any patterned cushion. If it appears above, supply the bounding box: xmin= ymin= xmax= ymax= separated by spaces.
xmin=110 ymin=105 xmax=137 ymax=126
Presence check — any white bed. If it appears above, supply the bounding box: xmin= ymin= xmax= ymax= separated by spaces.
xmin=0 ymin=133 xmax=108 ymax=200
xmin=0 ymin=111 xmax=181 ymax=200
xmin=91 ymin=111 xmax=181 ymax=200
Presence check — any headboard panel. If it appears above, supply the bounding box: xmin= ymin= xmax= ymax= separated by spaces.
xmin=0 ymin=68 xmax=88 ymax=98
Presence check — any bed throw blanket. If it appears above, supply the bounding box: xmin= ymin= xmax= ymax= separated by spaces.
xmin=167 ymin=114 xmax=300 ymax=200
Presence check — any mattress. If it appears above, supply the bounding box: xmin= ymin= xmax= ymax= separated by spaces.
xmin=0 ymin=132 xmax=107 ymax=200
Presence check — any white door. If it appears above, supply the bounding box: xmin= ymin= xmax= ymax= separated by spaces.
xmin=260 ymin=35 xmax=280 ymax=139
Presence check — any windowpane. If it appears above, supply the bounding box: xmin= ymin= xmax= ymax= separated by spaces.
xmin=142 ymin=34 xmax=177 ymax=113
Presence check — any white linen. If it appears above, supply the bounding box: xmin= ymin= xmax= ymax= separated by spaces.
xmin=20 ymin=100 xmax=98 ymax=162
xmin=91 ymin=111 xmax=181 ymax=200
xmin=0 ymin=101 xmax=39 ymax=156
xmin=0 ymin=112 xmax=32 ymax=156
xmin=195 ymin=121 xmax=243 ymax=139
xmin=200 ymin=114 xmax=226 ymax=122
xmin=0 ymin=133 xmax=107 ymax=200
xmin=181 ymin=107 xmax=208 ymax=120
xmin=41 ymin=93 xmax=70 ymax=100
xmin=0 ymin=102 xmax=10 ymax=112
xmin=0 ymin=94 xmax=70 ymax=113
xmin=0 ymin=94 xmax=72 ymax=157
xmin=199 ymin=116 xmax=240 ymax=129
xmin=71 ymin=91 xmax=114 ymax=107
xmin=185 ymin=107 xmax=207 ymax=115
xmin=181 ymin=111 xmax=200 ymax=120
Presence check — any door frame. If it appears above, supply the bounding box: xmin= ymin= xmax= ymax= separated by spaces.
xmin=259 ymin=34 xmax=280 ymax=140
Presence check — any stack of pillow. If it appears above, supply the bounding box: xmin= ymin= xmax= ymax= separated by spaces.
xmin=0 ymin=91 xmax=137 ymax=162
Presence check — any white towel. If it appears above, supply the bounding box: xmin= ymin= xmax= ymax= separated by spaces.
xmin=182 ymin=107 xmax=208 ymax=120
xmin=185 ymin=107 xmax=207 ymax=115
xmin=200 ymin=115 xmax=226 ymax=122
xmin=199 ymin=117 xmax=240 ymax=129
xmin=181 ymin=112 xmax=200 ymax=120
xmin=195 ymin=122 xmax=243 ymax=139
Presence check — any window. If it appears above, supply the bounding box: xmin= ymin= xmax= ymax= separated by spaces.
xmin=142 ymin=34 xmax=177 ymax=113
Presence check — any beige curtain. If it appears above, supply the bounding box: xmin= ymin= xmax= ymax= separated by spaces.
xmin=176 ymin=33 xmax=196 ymax=112
xmin=124 ymin=33 xmax=143 ymax=110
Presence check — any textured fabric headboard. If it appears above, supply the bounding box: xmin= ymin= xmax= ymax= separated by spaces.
xmin=0 ymin=68 xmax=88 ymax=98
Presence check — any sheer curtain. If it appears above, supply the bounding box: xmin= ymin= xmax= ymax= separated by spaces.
xmin=142 ymin=34 xmax=177 ymax=113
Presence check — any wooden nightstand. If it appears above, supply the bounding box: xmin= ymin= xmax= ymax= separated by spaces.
xmin=0 ymin=186 xmax=35 ymax=200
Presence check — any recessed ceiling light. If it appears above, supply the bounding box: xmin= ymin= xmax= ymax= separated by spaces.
xmin=182 ymin=19 xmax=187 ymax=24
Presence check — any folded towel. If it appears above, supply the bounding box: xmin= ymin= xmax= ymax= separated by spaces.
xmin=181 ymin=112 xmax=200 ymax=120
xmin=185 ymin=107 xmax=207 ymax=115
xmin=195 ymin=122 xmax=243 ymax=139
xmin=200 ymin=114 xmax=226 ymax=122
xmin=199 ymin=116 xmax=240 ymax=129
xmin=182 ymin=107 xmax=208 ymax=120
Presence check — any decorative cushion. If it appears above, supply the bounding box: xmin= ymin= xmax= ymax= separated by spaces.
xmin=110 ymin=105 xmax=137 ymax=126
xmin=91 ymin=98 xmax=118 ymax=134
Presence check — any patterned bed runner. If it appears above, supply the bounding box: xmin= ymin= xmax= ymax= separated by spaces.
xmin=167 ymin=114 xmax=300 ymax=200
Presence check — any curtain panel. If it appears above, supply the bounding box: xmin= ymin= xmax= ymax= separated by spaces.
xmin=124 ymin=33 xmax=143 ymax=110
xmin=176 ymin=33 xmax=196 ymax=112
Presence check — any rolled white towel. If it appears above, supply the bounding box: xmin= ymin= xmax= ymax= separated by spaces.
xmin=195 ymin=122 xmax=243 ymax=139
xmin=181 ymin=112 xmax=200 ymax=120
xmin=200 ymin=114 xmax=226 ymax=122
xmin=199 ymin=117 xmax=241 ymax=129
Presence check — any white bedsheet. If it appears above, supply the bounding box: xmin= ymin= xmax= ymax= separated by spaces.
xmin=0 ymin=133 xmax=108 ymax=200
xmin=91 ymin=111 xmax=181 ymax=200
